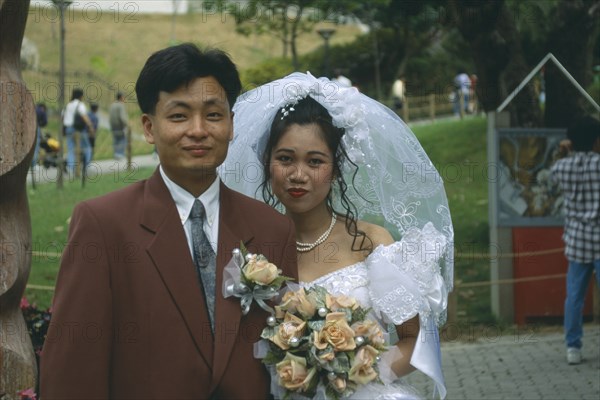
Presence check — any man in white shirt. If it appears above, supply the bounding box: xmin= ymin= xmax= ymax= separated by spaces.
xmin=63 ymin=88 xmax=94 ymax=174
xmin=42 ymin=43 xmax=298 ymax=399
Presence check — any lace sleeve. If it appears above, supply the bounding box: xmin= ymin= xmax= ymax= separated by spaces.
xmin=367 ymin=222 xmax=448 ymax=327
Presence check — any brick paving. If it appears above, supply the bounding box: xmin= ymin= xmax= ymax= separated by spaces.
xmin=406 ymin=324 xmax=600 ymax=399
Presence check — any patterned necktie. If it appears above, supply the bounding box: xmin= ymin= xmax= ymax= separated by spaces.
xmin=190 ymin=199 xmax=216 ymax=333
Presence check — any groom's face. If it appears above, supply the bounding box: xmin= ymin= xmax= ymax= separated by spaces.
xmin=142 ymin=76 xmax=233 ymax=193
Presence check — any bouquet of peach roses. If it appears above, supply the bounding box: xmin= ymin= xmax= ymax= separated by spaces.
xmin=257 ymin=285 xmax=387 ymax=399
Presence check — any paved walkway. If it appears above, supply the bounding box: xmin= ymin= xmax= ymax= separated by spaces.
xmin=27 ymin=153 xmax=160 ymax=185
xmin=406 ymin=324 xmax=600 ymax=399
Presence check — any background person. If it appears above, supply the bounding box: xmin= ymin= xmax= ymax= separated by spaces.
xmin=62 ymin=88 xmax=94 ymax=174
xmin=332 ymin=67 xmax=352 ymax=88
xmin=87 ymin=102 xmax=99 ymax=158
xmin=109 ymin=92 xmax=129 ymax=160
xmin=551 ymin=115 xmax=600 ymax=365
xmin=391 ymin=75 xmax=406 ymax=113
xmin=453 ymin=70 xmax=470 ymax=117
xmin=31 ymin=102 xmax=47 ymax=168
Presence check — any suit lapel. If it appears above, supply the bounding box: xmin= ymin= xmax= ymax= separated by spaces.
xmin=141 ymin=169 xmax=214 ymax=369
xmin=211 ymin=183 xmax=254 ymax=390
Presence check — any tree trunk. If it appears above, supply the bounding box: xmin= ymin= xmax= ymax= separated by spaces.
xmin=290 ymin=11 xmax=300 ymax=70
xmin=450 ymin=1 xmax=507 ymax=111
xmin=280 ymin=7 xmax=288 ymax=59
xmin=0 ymin=0 xmax=38 ymax=398
xmin=544 ymin=1 xmax=600 ymax=128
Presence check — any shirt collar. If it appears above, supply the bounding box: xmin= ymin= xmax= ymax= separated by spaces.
xmin=159 ymin=166 xmax=220 ymax=227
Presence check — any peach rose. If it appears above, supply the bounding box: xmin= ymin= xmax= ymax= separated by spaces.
xmin=271 ymin=312 xmax=306 ymax=350
xmin=276 ymin=288 xmax=317 ymax=319
xmin=332 ymin=377 xmax=347 ymax=393
xmin=243 ymin=255 xmax=279 ymax=285
xmin=313 ymin=312 xmax=356 ymax=351
xmin=351 ymin=320 xmax=386 ymax=349
xmin=326 ymin=294 xmax=359 ymax=311
xmin=318 ymin=349 xmax=335 ymax=362
xmin=348 ymin=345 xmax=379 ymax=385
xmin=276 ymin=353 xmax=317 ymax=392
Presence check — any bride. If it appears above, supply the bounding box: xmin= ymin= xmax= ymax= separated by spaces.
xmin=220 ymin=72 xmax=453 ymax=399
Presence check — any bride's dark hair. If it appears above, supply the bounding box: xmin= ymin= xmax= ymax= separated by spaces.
xmin=259 ymin=96 xmax=373 ymax=253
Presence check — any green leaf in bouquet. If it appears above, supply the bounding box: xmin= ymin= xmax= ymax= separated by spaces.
xmin=330 ymin=352 xmax=351 ymax=374
xmin=240 ymin=273 xmax=253 ymax=287
xmin=341 ymin=308 xmax=353 ymax=323
xmin=308 ymin=285 xmax=329 ymax=308
xmin=351 ymin=306 xmax=371 ymax=323
xmin=346 ymin=350 xmax=356 ymax=365
xmin=302 ymin=367 xmax=320 ymax=397
xmin=292 ymin=336 xmax=313 ymax=353
xmin=261 ymin=326 xmax=277 ymax=340
xmin=307 ymin=319 xmax=325 ymax=332
xmin=238 ymin=240 xmax=252 ymax=285
xmin=262 ymin=348 xmax=285 ymax=365
xmin=239 ymin=240 xmax=248 ymax=257
xmin=308 ymin=345 xmax=321 ymax=367
xmin=270 ymin=274 xmax=294 ymax=288
xmin=309 ymin=345 xmax=334 ymax=369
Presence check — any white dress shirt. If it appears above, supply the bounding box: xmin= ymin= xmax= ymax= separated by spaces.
xmin=159 ymin=166 xmax=220 ymax=258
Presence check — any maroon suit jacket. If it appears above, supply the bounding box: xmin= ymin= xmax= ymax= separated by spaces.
xmin=40 ymin=169 xmax=297 ymax=399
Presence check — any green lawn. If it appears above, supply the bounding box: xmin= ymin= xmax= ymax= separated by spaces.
xmin=412 ymin=116 xmax=493 ymax=323
xmin=25 ymin=116 xmax=493 ymax=323
xmin=26 ymin=166 xmax=156 ymax=308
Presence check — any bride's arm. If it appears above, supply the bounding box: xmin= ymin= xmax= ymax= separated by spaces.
xmin=363 ymin=222 xmax=419 ymax=377
xmin=391 ymin=315 xmax=419 ymax=377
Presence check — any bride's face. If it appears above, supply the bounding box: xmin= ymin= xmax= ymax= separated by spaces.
xmin=269 ymin=123 xmax=334 ymax=214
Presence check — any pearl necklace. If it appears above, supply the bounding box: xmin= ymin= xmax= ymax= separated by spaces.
xmin=296 ymin=214 xmax=337 ymax=253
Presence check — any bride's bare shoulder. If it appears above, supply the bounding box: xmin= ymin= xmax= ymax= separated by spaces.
xmin=357 ymin=220 xmax=394 ymax=248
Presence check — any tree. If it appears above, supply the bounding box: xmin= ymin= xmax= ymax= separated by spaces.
xmin=367 ymin=0 xmax=446 ymax=79
xmin=332 ymin=0 xmax=453 ymax=99
xmin=448 ymin=0 xmax=542 ymax=126
xmin=541 ymin=0 xmax=600 ymax=127
xmin=217 ymin=0 xmax=339 ymax=70
xmin=448 ymin=0 xmax=600 ymax=127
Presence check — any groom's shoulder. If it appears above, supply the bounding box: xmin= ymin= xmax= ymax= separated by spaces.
xmin=225 ymin=187 xmax=288 ymax=223
xmin=80 ymin=178 xmax=146 ymax=210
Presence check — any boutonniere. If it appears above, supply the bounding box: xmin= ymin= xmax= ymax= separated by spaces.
xmin=222 ymin=242 xmax=292 ymax=315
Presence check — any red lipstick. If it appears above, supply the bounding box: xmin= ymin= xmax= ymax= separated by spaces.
xmin=288 ymin=188 xmax=307 ymax=198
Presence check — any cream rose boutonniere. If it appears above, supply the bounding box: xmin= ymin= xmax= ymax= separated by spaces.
xmin=222 ymin=242 xmax=292 ymax=315
xmin=243 ymin=254 xmax=279 ymax=285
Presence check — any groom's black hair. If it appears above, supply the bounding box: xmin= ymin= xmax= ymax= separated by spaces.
xmin=135 ymin=43 xmax=242 ymax=114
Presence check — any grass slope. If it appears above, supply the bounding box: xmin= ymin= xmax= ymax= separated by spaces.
xmin=24 ymin=5 xmax=359 ymax=108
xmin=413 ymin=116 xmax=493 ymax=323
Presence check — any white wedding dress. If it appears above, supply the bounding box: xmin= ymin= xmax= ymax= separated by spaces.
xmin=299 ymin=223 xmax=448 ymax=400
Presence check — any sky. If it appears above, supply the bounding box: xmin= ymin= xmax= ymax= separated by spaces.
xmin=31 ymin=1 xmax=190 ymax=14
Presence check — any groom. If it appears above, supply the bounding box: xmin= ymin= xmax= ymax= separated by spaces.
xmin=40 ymin=43 xmax=298 ymax=399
